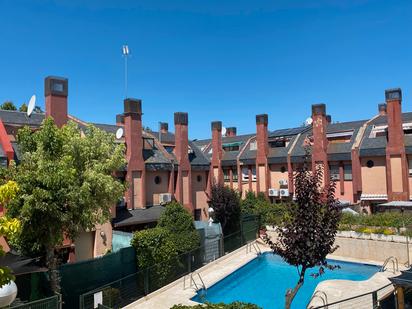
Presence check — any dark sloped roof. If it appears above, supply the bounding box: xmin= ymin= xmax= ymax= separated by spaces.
xmin=151 ymin=131 xmax=176 ymax=144
xmin=113 ymin=206 xmax=165 ymax=227
xmin=269 ymin=127 xmax=307 ymax=138
xmin=188 ymin=141 xmax=210 ymax=166
xmin=0 ymin=110 xmax=45 ymax=126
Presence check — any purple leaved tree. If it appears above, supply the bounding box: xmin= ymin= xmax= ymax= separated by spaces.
xmin=265 ymin=155 xmax=341 ymax=309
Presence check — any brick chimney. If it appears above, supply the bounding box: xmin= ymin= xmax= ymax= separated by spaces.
xmin=45 ymin=76 xmax=68 ymax=128
xmin=385 ymin=88 xmax=409 ymax=201
xmin=226 ymin=127 xmax=237 ymax=137
xmin=326 ymin=115 xmax=332 ymax=124
xmin=211 ymin=121 xmax=223 ymax=185
xmin=174 ymin=112 xmax=192 ymax=212
xmin=311 ymin=104 xmax=329 ymax=184
xmin=378 ymin=103 xmax=387 ymax=116
xmin=160 ymin=122 xmax=168 ymax=134
xmin=124 ymin=98 xmax=145 ymax=209
xmin=116 ymin=114 xmax=125 ymax=126
xmin=256 ymin=114 xmax=269 ymax=195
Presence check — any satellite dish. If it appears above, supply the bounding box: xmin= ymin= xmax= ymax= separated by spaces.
xmin=115 ymin=127 xmax=124 ymax=139
xmin=221 ymin=126 xmax=227 ymax=136
xmin=27 ymin=95 xmax=36 ymax=117
xmin=304 ymin=117 xmax=313 ymax=126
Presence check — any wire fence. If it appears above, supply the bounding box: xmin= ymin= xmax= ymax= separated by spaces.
xmin=10 ymin=294 xmax=62 ymax=309
xmin=79 ymin=227 xmax=259 ymax=309
xmin=308 ymin=283 xmax=395 ymax=309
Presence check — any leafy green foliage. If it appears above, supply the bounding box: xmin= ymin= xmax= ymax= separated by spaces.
xmin=240 ymin=192 xmax=287 ymax=227
xmin=264 ymin=156 xmax=341 ymax=309
xmin=170 ymin=302 xmax=261 ymax=309
xmin=0 ymin=181 xmax=20 ymax=287
xmin=19 ymin=103 xmax=28 ymax=112
xmin=0 ymin=101 xmax=17 ymax=111
xmin=339 ymin=212 xmax=412 ymax=232
xmin=4 ymin=118 xmax=126 ymax=291
xmin=209 ymin=183 xmax=241 ymax=235
xmin=158 ymin=201 xmax=200 ymax=253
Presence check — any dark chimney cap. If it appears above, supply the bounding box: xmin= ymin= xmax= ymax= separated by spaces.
xmin=211 ymin=121 xmax=222 ymax=131
xmin=227 ymin=127 xmax=237 ymax=135
xmin=378 ymin=103 xmax=387 ymax=113
xmin=124 ymin=98 xmax=142 ymax=114
xmin=174 ymin=112 xmax=188 ymax=125
xmin=326 ymin=115 xmax=332 ymax=123
xmin=256 ymin=114 xmax=268 ymax=125
xmin=45 ymin=76 xmax=68 ymax=97
xmin=312 ymin=104 xmax=326 ymax=116
xmin=385 ymin=88 xmax=402 ymax=101
xmin=160 ymin=122 xmax=168 ymax=131
xmin=116 ymin=114 xmax=125 ymax=124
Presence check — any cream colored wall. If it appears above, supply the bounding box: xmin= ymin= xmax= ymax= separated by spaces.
xmin=361 ymin=157 xmax=387 ymax=194
xmin=192 ymin=171 xmax=208 ymax=220
xmin=94 ymin=222 xmax=112 ymax=257
xmin=269 ymin=164 xmax=288 ymax=189
xmin=335 ymin=181 xmax=354 ymax=203
xmin=146 ymin=171 xmax=169 ymax=205
xmin=75 ymin=231 xmax=95 ymax=262
xmin=133 ymin=171 xmax=142 ymax=208
xmin=182 ymin=172 xmax=189 ymax=205
xmin=390 ymin=156 xmax=403 ymax=192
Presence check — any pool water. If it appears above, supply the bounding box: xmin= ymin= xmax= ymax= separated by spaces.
xmin=192 ymin=252 xmax=379 ymax=309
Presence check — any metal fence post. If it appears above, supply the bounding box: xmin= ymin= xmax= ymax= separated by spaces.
xmin=144 ymin=268 xmax=149 ymax=296
xmin=372 ymin=291 xmax=378 ymax=308
xmin=187 ymin=252 xmax=192 ymax=274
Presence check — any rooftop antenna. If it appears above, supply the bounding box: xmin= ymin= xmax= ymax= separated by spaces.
xmin=115 ymin=127 xmax=124 ymax=140
xmin=122 ymin=45 xmax=130 ymax=98
xmin=304 ymin=117 xmax=313 ymax=127
xmin=27 ymin=95 xmax=36 ymax=117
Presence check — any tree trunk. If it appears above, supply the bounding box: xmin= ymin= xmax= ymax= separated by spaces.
xmin=46 ymin=245 xmax=60 ymax=293
xmin=284 ymin=269 xmax=305 ymax=309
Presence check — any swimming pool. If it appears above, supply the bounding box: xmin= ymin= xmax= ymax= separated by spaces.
xmin=192 ymin=252 xmax=379 ymax=309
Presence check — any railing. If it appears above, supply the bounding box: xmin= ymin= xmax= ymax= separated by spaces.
xmin=308 ymin=290 xmax=328 ymax=308
xmin=246 ymin=241 xmax=262 ymax=255
xmin=380 ymin=256 xmax=399 ymax=274
xmin=79 ymin=227 xmax=259 ymax=309
xmin=308 ymin=283 xmax=394 ymax=309
xmin=10 ymin=294 xmax=62 ymax=309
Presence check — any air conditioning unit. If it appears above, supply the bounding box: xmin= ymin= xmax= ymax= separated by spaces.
xmin=280 ymin=189 xmax=289 ymax=197
xmin=268 ymin=188 xmax=279 ymax=197
xmin=279 ymin=179 xmax=288 ymax=186
xmin=159 ymin=193 xmax=172 ymax=205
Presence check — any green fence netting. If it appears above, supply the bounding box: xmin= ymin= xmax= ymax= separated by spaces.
xmin=60 ymin=246 xmax=136 ymax=309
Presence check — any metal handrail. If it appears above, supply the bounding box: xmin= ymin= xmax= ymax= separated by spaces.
xmin=246 ymin=241 xmax=262 ymax=255
xmin=307 ymin=290 xmax=328 ymax=309
xmin=380 ymin=256 xmax=399 ymax=274
xmin=187 ymin=271 xmax=206 ymax=292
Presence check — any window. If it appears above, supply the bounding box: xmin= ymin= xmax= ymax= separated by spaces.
xmin=222 ymin=143 xmax=242 ymax=152
xmin=330 ymin=164 xmax=340 ymax=181
xmin=164 ymin=146 xmax=174 ymax=153
xmin=252 ymin=166 xmax=257 ymax=182
xmin=154 ymin=176 xmax=161 ymax=184
xmin=223 ymin=169 xmax=230 ymax=182
xmin=242 ymin=167 xmax=249 ymax=182
xmin=409 ymin=159 xmax=412 ymax=176
xmin=232 ymin=169 xmax=238 ymax=181
xmin=367 ymin=160 xmax=374 ymax=168
xmin=281 ymin=166 xmax=286 ymax=173
xmin=194 ymin=209 xmax=202 ymax=221
xmin=344 ymin=165 xmax=353 ymax=181
xmin=197 ymin=175 xmax=202 ymax=182
xmin=327 ymin=131 xmax=354 ymax=144
xmin=249 ymin=141 xmax=257 ymax=150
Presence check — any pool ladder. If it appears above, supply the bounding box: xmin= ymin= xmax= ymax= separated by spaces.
xmin=307 ymin=290 xmax=328 ymax=308
xmin=380 ymin=256 xmax=399 ymax=274
xmin=184 ymin=271 xmax=207 ymax=293
xmin=246 ymin=241 xmax=262 ymax=255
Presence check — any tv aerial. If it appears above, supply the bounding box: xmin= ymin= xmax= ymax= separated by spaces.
xmin=221 ymin=126 xmax=227 ymax=136
xmin=304 ymin=117 xmax=313 ymax=126
xmin=27 ymin=95 xmax=36 ymax=117
xmin=115 ymin=127 xmax=124 ymax=139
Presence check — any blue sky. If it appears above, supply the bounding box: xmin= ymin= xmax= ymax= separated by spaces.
xmin=0 ymin=0 xmax=411 ymax=139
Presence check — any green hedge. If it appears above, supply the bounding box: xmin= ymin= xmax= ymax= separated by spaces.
xmin=170 ymin=302 xmax=261 ymax=309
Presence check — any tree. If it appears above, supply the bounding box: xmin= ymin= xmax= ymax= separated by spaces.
xmin=0 ymin=101 xmax=17 ymax=111
xmin=19 ymin=103 xmax=28 ymax=112
xmin=264 ymin=157 xmax=341 ymax=309
xmin=5 ymin=118 xmax=126 ymax=292
xmin=158 ymin=201 xmax=200 ymax=253
xmin=208 ymin=183 xmax=241 ymax=235
xmin=0 ymin=181 xmax=20 ymax=287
